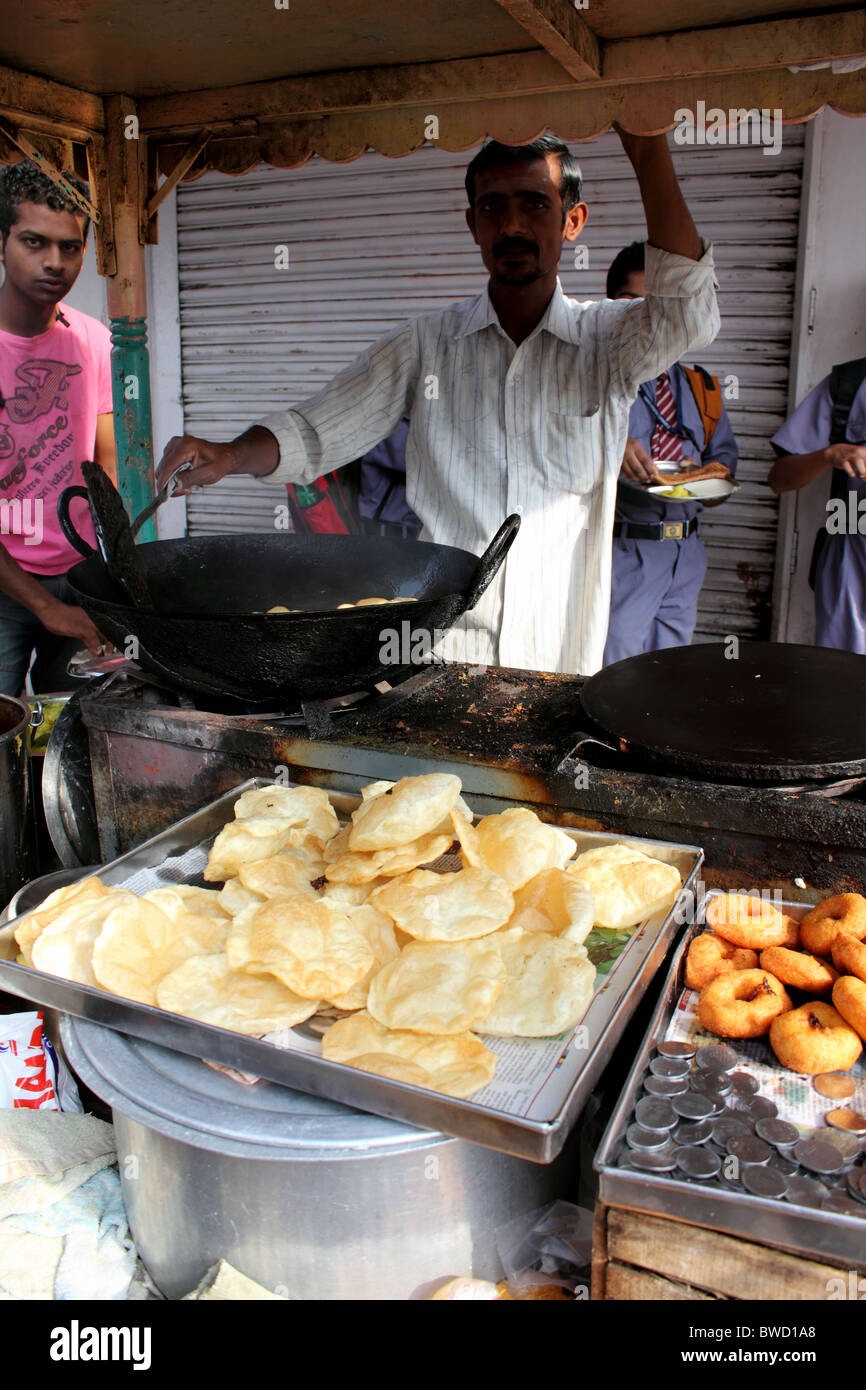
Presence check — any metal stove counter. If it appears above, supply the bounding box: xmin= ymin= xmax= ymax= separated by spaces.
xmin=76 ymin=664 xmax=866 ymax=894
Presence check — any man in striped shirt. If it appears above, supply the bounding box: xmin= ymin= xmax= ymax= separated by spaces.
xmin=157 ymin=131 xmax=719 ymax=676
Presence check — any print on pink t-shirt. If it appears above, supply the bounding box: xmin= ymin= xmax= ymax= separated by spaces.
xmin=0 ymin=304 xmax=112 ymax=574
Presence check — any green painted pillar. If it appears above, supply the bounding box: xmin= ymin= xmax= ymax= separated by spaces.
xmin=110 ymin=315 xmax=156 ymax=543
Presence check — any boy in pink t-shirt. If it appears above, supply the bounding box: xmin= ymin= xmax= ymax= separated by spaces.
xmin=0 ymin=161 xmax=116 ymax=695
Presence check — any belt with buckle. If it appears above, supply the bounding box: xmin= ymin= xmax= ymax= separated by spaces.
xmin=361 ymin=517 xmax=422 ymax=540
xmin=613 ymin=518 xmax=700 ymax=541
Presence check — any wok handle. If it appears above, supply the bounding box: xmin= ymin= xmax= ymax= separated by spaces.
xmin=57 ymin=486 xmax=97 ymax=559
xmin=463 ymin=513 xmax=521 ymax=611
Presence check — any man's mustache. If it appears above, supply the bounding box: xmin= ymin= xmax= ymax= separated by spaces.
xmin=493 ymin=239 xmax=538 ymax=256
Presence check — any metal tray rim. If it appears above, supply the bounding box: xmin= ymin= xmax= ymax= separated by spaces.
xmin=2 ymin=778 xmax=703 ymax=1164
xmin=594 ymin=893 xmax=866 ymax=1267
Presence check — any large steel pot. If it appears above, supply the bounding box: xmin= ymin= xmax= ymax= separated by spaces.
xmin=0 ymin=695 xmax=38 ymax=908
xmin=61 ymin=1015 xmax=576 ymax=1300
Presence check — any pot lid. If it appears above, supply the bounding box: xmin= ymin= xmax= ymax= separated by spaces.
xmin=41 ymin=684 xmax=102 ymax=867
xmin=580 ymin=641 xmax=866 ymax=782
xmin=60 ymin=1015 xmax=449 ymax=1160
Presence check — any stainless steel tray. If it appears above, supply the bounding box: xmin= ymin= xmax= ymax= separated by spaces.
xmin=594 ymin=896 xmax=866 ymax=1265
xmin=0 ymin=778 xmax=702 ymax=1163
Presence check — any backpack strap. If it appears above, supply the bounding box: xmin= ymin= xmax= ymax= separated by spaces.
xmin=285 ymin=469 xmax=361 ymax=534
xmin=682 ymin=364 xmax=723 ymax=446
xmin=828 ymin=357 xmax=866 ymax=445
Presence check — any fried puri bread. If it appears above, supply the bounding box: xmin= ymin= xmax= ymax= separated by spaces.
xmin=474 ymin=807 xmax=576 ymax=890
xmin=477 ymin=928 xmax=596 ymax=1037
xmin=227 ymin=898 xmax=375 ymax=1000
xmin=567 ymin=844 xmax=682 ymax=930
xmin=322 ymin=1010 xmax=497 ymax=1098
xmin=348 ymin=773 xmax=462 ymax=852
xmin=508 ymin=869 xmax=595 ymax=945
xmin=92 ymin=897 xmax=229 ymax=1005
xmin=366 ymin=938 xmax=507 ymax=1034
xmin=14 ymin=875 xmax=114 ymax=965
xmin=157 ymin=953 xmax=320 ymax=1034
xmin=369 ymin=867 xmax=513 ymax=942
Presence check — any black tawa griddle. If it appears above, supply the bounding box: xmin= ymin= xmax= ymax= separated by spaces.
xmin=578 ymin=641 xmax=866 ymax=783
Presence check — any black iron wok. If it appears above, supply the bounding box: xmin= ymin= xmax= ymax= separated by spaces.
xmin=60 ymin=510 xmax=520 ymax=704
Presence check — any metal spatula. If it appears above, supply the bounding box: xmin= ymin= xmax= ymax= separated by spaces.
xmin=129 ymin=462 xmax=192 ymax=537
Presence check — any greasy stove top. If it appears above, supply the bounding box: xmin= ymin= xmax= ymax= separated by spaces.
xmin=78 ymin=662 xmax=866 ymax=895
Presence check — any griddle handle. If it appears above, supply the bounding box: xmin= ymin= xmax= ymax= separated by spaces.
xmin=57 ymin=486 xmax=98 ymax=559
xmin=464 ymin=513 xmax=521 ymax=610
xmin=553 ymin=735 xmax=619 ymax=776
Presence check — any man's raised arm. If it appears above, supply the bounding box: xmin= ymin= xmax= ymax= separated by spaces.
xmin=605 ymin=131 xmax=719 ymax=403
xmin=616 ymin=129 xmax=702 ymax=261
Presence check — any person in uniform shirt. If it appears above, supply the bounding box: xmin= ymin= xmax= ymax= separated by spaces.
xmin=0 ymin=162 xmax=114 ymax=696
xmin=603 ymin=242 xmax=738 ymax=665
xmin=769 ymin=360 xmax=866 ymax=654
xmin=158 ymin=132 xmax=719 ymax=677
xmin=357 ymin=420 xmax=420 ymax=539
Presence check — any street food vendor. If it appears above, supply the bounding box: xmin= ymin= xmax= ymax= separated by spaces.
xmin=157 ymin=131 xmax=720 ymax=676
xmin=769 ymin=359 xmax=866 ymax=654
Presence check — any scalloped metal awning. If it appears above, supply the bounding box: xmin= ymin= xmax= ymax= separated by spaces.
xmin=1 ymin=0 xmax=865 ymax=183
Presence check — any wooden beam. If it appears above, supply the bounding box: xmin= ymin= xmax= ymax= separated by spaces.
xmin=102 ymin=94 xmax=156 ymax=533
xmin=490 ymin=0 xmax=600 ymax=82
xmin=603 ymin=10 xmax=866 ymax=84
xmin=86 ymin=135 xmax=116 ymax=277
xmin=138 ymin=50 xmax=570 ymax=135
xmin=159 ymin=64 xmax=866 ymax=172
xmin=0 ymin=61 xmax=103 ymax=139
xmin=138 ymin=9 xmax=866 ymax=147
xmin=0 ymin=121 xmax=99 ymax=221
xmin=145 ymin=130 xmax=211 ymax=219
xmin=102 ymin=95 xmax=148 ymax=302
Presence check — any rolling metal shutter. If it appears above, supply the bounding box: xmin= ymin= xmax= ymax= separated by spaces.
xmin=177 ymin=128 xmax=805 ymax=639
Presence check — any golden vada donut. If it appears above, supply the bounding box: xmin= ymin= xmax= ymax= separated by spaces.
xmin=832 ymin=975 xmax=866 ymax=1042
xmin=704 ymin=893 xmax=788 ymax=950
xmin=769 ymin=1001 xmax=863 ymax=1074
xmin=698 ymin=969 xmax=791 ymax=1040
xmin=800 ymin=894 xmax=866 ymax=957
xmin=781 ymin=915 xmax=801 ymax=948
xmin=758 ymin=946 xmax=838 ymax=996
xmin=685 ymin=932 xmax=758 ymax=990
xmin=831 ymin=934 xmax=866 ymax=985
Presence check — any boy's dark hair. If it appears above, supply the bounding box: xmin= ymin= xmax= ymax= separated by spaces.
xmin=606 ymin=240 xmax=645 ymax=299
xmin=0 ymin=161 xmax=91 ymax=245
xmin=464 ymin=135 xmax=583 ymax=223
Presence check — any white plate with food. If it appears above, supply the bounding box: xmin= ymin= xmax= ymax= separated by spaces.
xmin=646 ymin=478 xmax=739 ymax=501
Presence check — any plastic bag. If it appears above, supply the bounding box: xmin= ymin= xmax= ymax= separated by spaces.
xmin=0 ymin=1011 xmax=82 ymax=1112
xmin=495 ymin=1199 xmax=593 ymax=1298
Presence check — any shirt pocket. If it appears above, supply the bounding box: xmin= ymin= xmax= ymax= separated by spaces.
xmin=542 ymin=387 xmax=602 ymax=494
